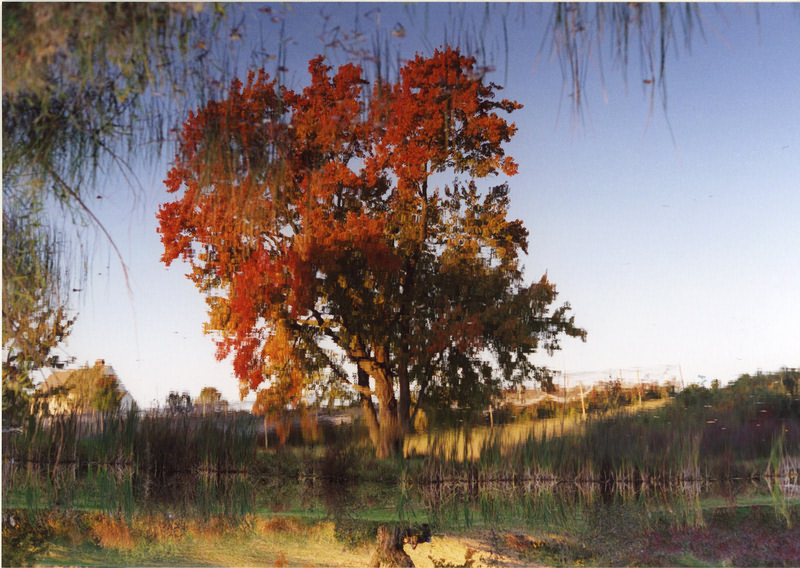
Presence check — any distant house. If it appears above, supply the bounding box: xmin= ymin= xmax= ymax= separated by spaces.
xmin=36 ymin=359 xmax=135 ymax=415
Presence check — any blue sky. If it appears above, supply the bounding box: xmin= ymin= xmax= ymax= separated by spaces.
xmin=52 ymin=3 xmax=799 ymax=407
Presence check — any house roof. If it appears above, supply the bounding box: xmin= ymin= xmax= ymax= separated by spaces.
xmin=40 ymin=369 xmax=72 ymax=391
xmin=39 ymin=360 xmax=133 ymax=402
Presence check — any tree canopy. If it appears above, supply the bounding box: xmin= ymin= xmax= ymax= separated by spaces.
xmin=158 ymin=48 xmax=585 ymax=457
xmin=92 ymin=373 xmax=123 ymax=413
xmin=6 ymin=3 xmax=751 ymax=436
xmin=196 ymin=386 xmax=227 ymax=414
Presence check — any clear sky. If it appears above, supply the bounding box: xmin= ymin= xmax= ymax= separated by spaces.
xmin=51 ymin=3 xmax=800 ymax=408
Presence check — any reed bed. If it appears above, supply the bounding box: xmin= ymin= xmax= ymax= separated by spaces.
xmin=2 ymin=409 xmax=258 ymax=475
xmin=404 ymin=398 xmax=670 ymax=460
xmin=411 ymin=387 xmax=799 ymax=487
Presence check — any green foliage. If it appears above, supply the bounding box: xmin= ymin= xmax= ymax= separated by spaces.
xmin=730 ymin=369 xmax=800 ymax=398
xmin=92 ymin=374 xmax=123 ymax=413
xmin=782 ymin=371 xmax=798 ymax=397
xmin=675 ymin=383 xmax=716 ymax=409
xmin=2 ymin=6 xmax=227 ymax=420
xmin=1 ymin=511 xmax=53 ymax=566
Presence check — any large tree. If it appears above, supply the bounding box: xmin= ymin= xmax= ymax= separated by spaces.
xmin=158 ymin=49 xmax=585 ymax=457
xmin=3 ymin=4 xmax=745 ymax=434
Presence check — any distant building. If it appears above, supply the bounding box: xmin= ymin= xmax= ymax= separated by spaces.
xmin=36 ymin=359 xmax=135 ymax=414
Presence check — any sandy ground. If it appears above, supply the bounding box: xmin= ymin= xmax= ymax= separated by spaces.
xmin=404 ymin=532 xmax=541 ymax=568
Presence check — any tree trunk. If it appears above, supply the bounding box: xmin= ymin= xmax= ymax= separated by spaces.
xmin=52 ymin=415 xmax=64 ymax=474
xmin=372 ymin=347 xmax=402 ymax=459
xmin=397 ymin=249 xmax=418 ymax=435
xmin=369 ymin=525 xmax=415 ymax=567
xmin=358 ymin=366 xmax=380 ymax=447
xmin=377 ymin=396 xmax=401 ymax=459
xmin=396 ymin=173 xmax=428 ymax=437
xmin=354 ymin=344 xmax=403 ymax=459
xmin=397 ymin=360 xmax=411 ymax=434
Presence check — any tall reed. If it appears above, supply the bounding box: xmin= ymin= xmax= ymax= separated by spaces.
xmin=414 ymin=388 xmax=799 ymax=485
xmin=4 ymin=409 xmax=257 ymax=475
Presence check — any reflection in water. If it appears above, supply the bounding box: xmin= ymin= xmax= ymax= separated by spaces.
xmin=417 ymin=479 xmax=704 ymax=534
xmin=2 ymin=461 xmax=795 ymax=554
xmin=2 ymin=462 xmax=254 ymax=521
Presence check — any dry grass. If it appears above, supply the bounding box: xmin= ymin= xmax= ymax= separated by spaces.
xmin=184 ymin=515 xmax=232 ymax=545
xmin=174 ymin=519 xmax=374 ymax=567
xmin=42 ymin=511 xmax=84 ymax=546
xmin=256 ymin=515 xmax=310 ymax=536
xmin=89 ymin=514 xmax=136 ymax=550
xmin=404 ymin=399 xmax=668 ymax=461
xmin=8 ymin=503 xmax=799 ymax=567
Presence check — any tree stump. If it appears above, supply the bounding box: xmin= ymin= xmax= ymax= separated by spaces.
xmin=368 ymin=524 xmax=431 ymax=567
xmin=369 ymin=525 xmax=414 ymax=567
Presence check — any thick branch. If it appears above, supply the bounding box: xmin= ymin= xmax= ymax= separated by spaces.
xmin=289 ymin=316 xmax=376 ymax=399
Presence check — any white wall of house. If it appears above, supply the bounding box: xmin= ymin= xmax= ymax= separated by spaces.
xmin=119 ymin=391 xmax=135 ymax=411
